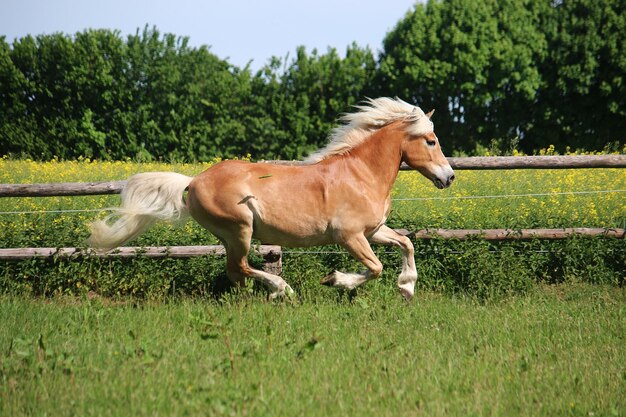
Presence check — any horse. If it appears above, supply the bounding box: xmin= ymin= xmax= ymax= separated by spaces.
xmin=87 ymin=97 xmax=455 ymax=300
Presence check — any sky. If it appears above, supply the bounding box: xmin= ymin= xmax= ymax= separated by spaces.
xmin=2 ymin=0 xmax=418 ymax=70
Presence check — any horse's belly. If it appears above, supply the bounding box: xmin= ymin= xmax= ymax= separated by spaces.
xmin=251 ymin=219 xmax=333 ymax=247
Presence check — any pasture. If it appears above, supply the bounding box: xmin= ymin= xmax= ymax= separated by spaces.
xmin=1 ymin=285 xmax=625 ymax=416
xmin=0 ymin=158 xmax=624 ymax=416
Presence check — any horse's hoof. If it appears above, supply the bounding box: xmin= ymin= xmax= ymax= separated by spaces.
xmin=269 ymin=284 xmax=295 ymax=300
xmin=399 ymin=287 xmax=414 ymax=301
xmin=320 ymin=272 xmax=337 ymax=286
xmin=268 ymin=290 xmax=282 ymax=300
xmin=284 ymin=284 xmax=295 ymax=297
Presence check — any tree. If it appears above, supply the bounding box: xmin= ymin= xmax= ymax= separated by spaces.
xmin=3 ymin=4 xmax=624 ymax=161
xmin=248 ymin=44 xmax=377 ymax=159
xmin=378 ymin=0 xmax=549 ymax=153
xmin=0 ymin=29 xmax=377 ymax=161
xmin=0 ymin=28 xmax=242 ymax=161
xmin=530 ymin=0 xmax=626 ymax=151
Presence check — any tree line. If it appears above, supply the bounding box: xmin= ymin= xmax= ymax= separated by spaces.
xmin=1 ymin=0 xmax=624 ymax=162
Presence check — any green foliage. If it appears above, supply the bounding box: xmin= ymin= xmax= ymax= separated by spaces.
xmin=529 ymin=0 xmax=626 ymax=151
xmin=379 ymin=0 xmax=547 ymax=153
xmin=379 ymin=0 xmax=625 ymax=154
xmin=0 ymin=28 xmax=376 ymax=161
xmin=1 ymin=237 xmax=623 ymax=300
xmin=249 ymin=45 xmax=377 ymax=159
xmin=2 ymin=1 xmax=625 ymax=160
xmin=0 ymin=28 xmax=243 ymax=161
xmin=0 ymin=256 xmax=230 ymax=299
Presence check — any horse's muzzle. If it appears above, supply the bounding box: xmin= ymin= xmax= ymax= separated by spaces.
xmin=433 ymin=172 xmax=455 ymax=189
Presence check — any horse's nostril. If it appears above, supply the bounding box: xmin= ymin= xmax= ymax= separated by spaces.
xmin=447 ymin=174 xmax=455 ymax=185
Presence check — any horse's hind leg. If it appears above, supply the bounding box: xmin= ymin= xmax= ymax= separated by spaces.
xmin=224 ymin=227 xmax=294 ymax=299
xmin=221 ymin=241 xmax=245 ymax=287
xmin=369 ymin=225 xmax=417 ymax=300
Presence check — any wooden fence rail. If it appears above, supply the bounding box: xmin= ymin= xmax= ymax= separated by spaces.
xmin=275 ymin=155 xmax=626 ymax=170
xmin=398 ymin=227 xmax=625 ymax=240
xmin=0 ymin=181 xmax=125 ymax=197
xmin=1 ymin=155 xmax=625 ymax=197
xmin=443 ymin=155 xmax=626 ymax=170
xmin=0 ymin=245 xmax=283 ymax=275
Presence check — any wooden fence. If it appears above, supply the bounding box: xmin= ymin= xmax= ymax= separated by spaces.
xmin=1 ymin=156 xmax=624 ymax=269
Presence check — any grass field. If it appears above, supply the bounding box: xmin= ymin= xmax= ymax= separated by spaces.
xmin=1 ymin=284 xmax=624 ymax=417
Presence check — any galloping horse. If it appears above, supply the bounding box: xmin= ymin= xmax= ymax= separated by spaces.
xmin=88 ymin=97 xmax=455 ymax=300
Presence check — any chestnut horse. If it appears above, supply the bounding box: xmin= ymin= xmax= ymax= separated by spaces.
xmin=88 ymin=97 xmax=455 ymax=299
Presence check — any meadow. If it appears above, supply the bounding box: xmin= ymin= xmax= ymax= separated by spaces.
xmin=0 ymin=158 xmax=625 ymax=416
xmin=1 ymin=284 xmax=624 ymax=416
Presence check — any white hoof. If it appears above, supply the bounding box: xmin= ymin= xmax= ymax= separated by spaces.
xmin=284 ymin=284 xmax=295 ymax=297
xmin=320 ymin=271 xmax=362 ymax=290
xmin=398 ymin=283 xmax=415 ymax=301
xmin=269 ymin=283 xmax=295 ymax=300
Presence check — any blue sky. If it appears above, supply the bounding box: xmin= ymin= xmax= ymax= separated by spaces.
xmin=2 ymin=0 xmax=418 ymax=70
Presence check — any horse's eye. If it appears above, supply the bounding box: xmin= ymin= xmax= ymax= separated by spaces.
xmin=426 ymin=140 xmax=436 ymax=147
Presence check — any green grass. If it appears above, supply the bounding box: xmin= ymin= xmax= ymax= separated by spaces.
xmin=1 ymin=284 xmax=624 ymax=417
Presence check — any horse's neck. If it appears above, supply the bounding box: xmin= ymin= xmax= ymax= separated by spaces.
xmin=331 ymin=126 xmax=404 ymax=198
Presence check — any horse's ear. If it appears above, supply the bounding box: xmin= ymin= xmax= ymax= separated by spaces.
xmin=426 ymin=109 xmax=435 ymax=119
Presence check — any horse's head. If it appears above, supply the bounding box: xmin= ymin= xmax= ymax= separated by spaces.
xmin=400 ymin=109 xmax=455 ymax=189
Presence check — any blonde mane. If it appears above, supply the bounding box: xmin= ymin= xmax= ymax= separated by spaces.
xmin=304 ymin=97 xmax=434 ymax=164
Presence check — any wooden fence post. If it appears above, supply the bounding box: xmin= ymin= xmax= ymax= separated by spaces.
xmin=260 ymin=246 xmax=282 ymax=275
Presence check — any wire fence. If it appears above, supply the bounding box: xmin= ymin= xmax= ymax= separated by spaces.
xmin=282 ymin=249 xmax=558 ymax=256
xmin=391 ymin=189 xmax=625 ymax=201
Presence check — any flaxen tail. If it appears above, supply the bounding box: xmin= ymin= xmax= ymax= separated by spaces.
xmin=87 ymin=172 xmax=193 ymax=250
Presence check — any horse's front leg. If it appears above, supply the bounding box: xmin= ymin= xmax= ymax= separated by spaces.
xmin=320 ymin=233 xmax=383 ymax=290
xmin=368 ymin=225 xmax=417 ymax=300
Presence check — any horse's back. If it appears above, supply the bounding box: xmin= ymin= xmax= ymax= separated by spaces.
xmin=187 ymin=160 xmax=335 ymax=246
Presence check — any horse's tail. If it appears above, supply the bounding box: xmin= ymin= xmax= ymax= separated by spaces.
xmin=87 ymin=172 xmax=193 ymax=250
